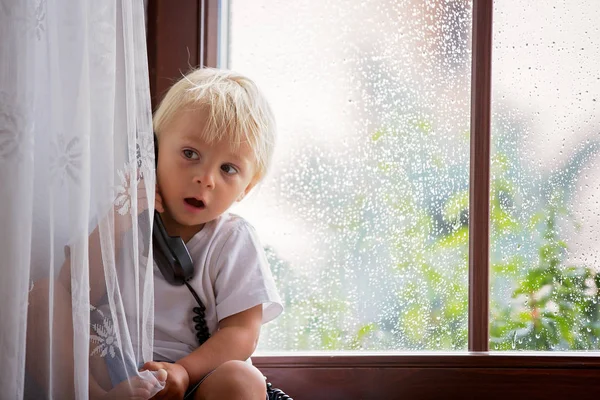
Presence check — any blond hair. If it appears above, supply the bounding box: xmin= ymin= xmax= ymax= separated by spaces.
xmin=153 ymin=68 xmax=276 ymax=181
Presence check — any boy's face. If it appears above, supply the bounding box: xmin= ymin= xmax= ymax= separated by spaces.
xmin=156 ymin=109 xmax=258 ymax=240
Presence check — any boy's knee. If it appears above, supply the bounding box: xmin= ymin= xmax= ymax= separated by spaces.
xmin=219 ymin=359 xmax=255 ymax=373
xmin=221 ymin=360 xmax=265 ymax=388
xmin=199 ymin=360 xmax=266 ymax=400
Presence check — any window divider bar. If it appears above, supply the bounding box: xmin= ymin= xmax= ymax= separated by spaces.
xmin=201 ymin=0 xmax=219 ymax=68
xmin=468 ymin=0 xmax=493 ymax=352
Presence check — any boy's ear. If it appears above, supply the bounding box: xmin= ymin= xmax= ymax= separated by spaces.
xmin=237 ymin=177 xmax=259 ymax=202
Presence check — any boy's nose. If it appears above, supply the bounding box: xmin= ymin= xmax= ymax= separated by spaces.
xmin=194 ymin=170 xmax=215 ymax=189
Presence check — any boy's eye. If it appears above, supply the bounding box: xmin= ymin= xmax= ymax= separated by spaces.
xmin=221 ymin=164 xmax=238 ymax=175
xmin=183 ymin=149 xmax=199 ymax=160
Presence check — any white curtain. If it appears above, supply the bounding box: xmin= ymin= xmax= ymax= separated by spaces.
xmin=0 ymin=0 xmax=162 ymax=398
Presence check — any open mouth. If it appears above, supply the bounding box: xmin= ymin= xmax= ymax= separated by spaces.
xmin=184 ymin=198 xmax=205 ymax=209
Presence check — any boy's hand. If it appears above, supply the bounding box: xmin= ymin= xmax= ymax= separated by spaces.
xmin=114 ymin=171 xmax=164 ymax=239
xmin=100 ymin=373 xmax=165 ymax=400
xmin=128 ymin=173 xmax=163 ymax=215
xmin=141 ymin=361 xmax=189 ymax=400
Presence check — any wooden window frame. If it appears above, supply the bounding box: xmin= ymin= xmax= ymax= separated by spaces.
xmin=146 ymin=0 xmax=600 ymax=397
xmin=147 ymin=0 xmax=218 ymax=110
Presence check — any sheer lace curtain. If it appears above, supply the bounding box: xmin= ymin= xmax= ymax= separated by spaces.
xmin=0 ymin=1 xmax=161 ymax=398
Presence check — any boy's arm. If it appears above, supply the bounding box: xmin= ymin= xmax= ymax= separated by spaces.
xmin=57 ymin=224 xmax=108 ymax=305
xmin=58 ymin=174 xmax=158 ymax=304
xmin=176 ymin=304 xmax=263 ymax=385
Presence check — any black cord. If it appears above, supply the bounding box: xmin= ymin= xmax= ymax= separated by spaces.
xmin=183 ymin=282 xmax=293 ymax=400
xmin=266 ymin=383 xmax=293 ymax=400
xmin=184 ymin=281 xmax=210 ymax=345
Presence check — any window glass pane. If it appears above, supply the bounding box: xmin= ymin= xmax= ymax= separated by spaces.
xmin=228 ymin=0 xmax=472 ymax=351
xmin=491 ymin=1 xmax=600 ymax=350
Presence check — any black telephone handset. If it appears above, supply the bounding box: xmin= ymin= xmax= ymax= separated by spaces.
xmin=152 ymin=210 xmax=194 ymax=285
xmin=152 ymin=134 xmax=194 ymax=286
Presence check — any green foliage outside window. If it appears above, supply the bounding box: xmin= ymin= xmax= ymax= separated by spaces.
xmin=258 ymin=116 xmax=600 ymax=352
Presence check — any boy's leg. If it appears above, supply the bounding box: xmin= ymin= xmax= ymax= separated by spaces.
xmin=89 ymin=313 xmax=163 ymax=400
xmin=88 ymin=331 xmax=113 ymax=392
xmin=26 ymin=277 xmax=153 ymax=400
xmin=27 ymin=277 xmax=113 ymax=398
xmin=26 ymin=277 xmax=77 ymax=399
xmin=192 ymin=360 xmax=267 ymax=400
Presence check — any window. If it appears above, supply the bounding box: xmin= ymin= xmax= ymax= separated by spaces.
xmin=490 ymin=1 xmax=600 ymax=351
xmin=228 ymin=0 xmax=473 ymax=351
xmin=146 ymin=0 xmax=600 ymax=396
xmin=224 ymin=0 xmax=600 ymax=353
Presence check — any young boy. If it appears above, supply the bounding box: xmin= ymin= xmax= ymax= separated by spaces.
xmin=101 ymin=67 xmax=283 ymax=399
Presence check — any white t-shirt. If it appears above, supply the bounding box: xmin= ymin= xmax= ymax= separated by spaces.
xmin=152 ymin=212 xmax=283 ymax=362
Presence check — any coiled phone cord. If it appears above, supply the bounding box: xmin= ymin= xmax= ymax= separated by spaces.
xmin=183 ymin=281 xmax=293 ymax=400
